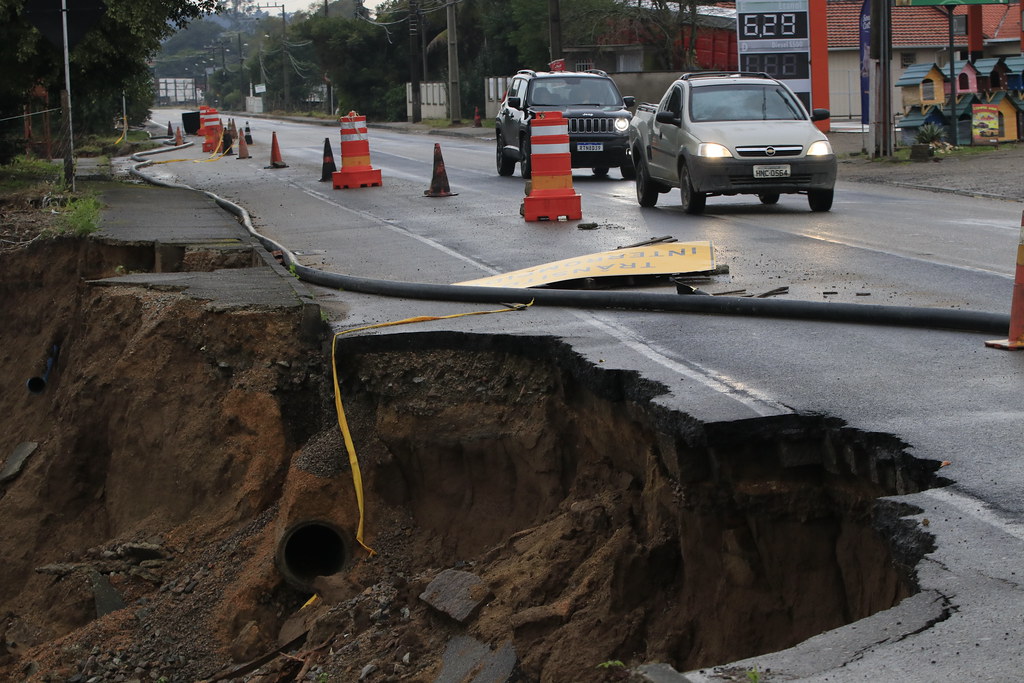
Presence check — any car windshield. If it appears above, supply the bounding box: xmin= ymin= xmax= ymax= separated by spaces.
xmin=529 ymin=77 xmax=622 ymax=106
xmin=689 ymin=84 xmax=806 ymax=122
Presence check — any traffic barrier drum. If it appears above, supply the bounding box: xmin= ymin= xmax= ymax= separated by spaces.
xmin=332 ymin=111 xmax=382 ymax=189
xmin=523 ymin=111 xmax=581 ymax=221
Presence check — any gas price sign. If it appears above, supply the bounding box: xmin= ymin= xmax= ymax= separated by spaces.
xmin=736 ymin=0 xmax=811 ymax=109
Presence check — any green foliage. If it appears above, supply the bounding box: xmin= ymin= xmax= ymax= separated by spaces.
xmin=915 ymin=123 xmax=947 ymax=145
xmin=0 ymin=155 xmax=60 ymax=191
xmin=596 ymin=660 xmax=625 ymax=669
xmin=55 ymin=194 xmax=103 ymax=236
xmin=746 ymin=665 xmax=762 ymax=683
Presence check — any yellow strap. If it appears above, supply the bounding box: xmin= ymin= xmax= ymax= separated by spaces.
xmin=114 ymin=116 xmax=127 ymax=145
xmin=330 ymin=301 xmax=533 ymax=557
xmin=193 ymin=134 xmax=226 ymax=162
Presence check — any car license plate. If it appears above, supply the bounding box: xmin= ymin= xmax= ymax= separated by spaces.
xmin=754 ymin=164 xmax=790 ymax=178
xmin=577 ymin=143 xmax=603 ymax=152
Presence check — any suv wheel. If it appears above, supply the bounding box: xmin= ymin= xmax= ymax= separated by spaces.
xmin=808 ymin=189 xmax=834 ymax=212
xmin=496 ymin=132 xmax=515 ymax=176
xmin=635 ymin=154 xmax=658 ymax=208
xmin=519 ymin=134 xmax=532 ymax=179
xmin=758 ymin=193 xmax=780 ymax=205
xmin=679 ymin=162 xmax=706 ymax=215
xmin=619 ymin=157 xmax=636 ymax=180
xmin=592 ymin=167 xmax=609 ymax=177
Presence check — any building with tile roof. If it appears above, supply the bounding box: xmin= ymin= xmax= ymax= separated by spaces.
xmin=826 ymin=0 xmax=1023 ymax=119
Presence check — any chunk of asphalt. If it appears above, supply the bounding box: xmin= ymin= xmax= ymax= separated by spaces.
xmin=87 ymin=569 xmax=126 ymax=617
xmin=0 ymin=442 xmax=39 ymax=484
xmin=436 ymin=635 xmax=518 ymax=683
xmin=418 ymin=569 xmax=492 ymax=624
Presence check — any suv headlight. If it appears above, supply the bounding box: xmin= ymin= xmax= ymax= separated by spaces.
xmin=807 ymin=140 xmax=833 ymax=156
xmin=614 ymin=118 xmax=629 ymax=132
xmin=697 ymin=143 xmax=733 ymax=158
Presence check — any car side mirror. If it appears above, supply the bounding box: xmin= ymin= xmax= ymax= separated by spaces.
xmin=811 ymin=108 xmax=830 ymax=122
xmin=655 ymin=110 xmax=680 ymax=126
xmin=622 ymin=96 xmax=636 ymax=108
xmin=507 ymin=96 xmax=522 ymax=109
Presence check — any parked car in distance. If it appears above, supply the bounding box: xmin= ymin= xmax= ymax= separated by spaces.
xmin=629 ymin=72 xmax=837 ymax=213
xmin=495 ymin=69 xmax=636 ymax=180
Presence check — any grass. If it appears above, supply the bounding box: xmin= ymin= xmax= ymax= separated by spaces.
xmin=54 ymin=194 xmax=103 ymax=236
xmin=0 ymin=155 xmax=61 ymax=191
xmin=864 ymin=139 xmax=1020 ymax=163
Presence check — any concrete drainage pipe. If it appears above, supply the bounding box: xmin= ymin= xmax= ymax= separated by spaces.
xmin=275 ymin=520 xmax=349 ymax=592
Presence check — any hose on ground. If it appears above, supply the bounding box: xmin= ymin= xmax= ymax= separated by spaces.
xmin=129 ymin=140 xmax=1011 ymax=336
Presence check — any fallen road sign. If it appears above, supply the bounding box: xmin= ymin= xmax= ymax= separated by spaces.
xmin=454 ymin=241 xmax=715 ymax=289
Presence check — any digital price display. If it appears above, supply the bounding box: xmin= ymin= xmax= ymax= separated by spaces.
xmin=739 ymin=52 xmax=811 ymax=80
xmin=736 ymin=0 xmax=811 ymax=108
xmin=738 ymin=12 xmax=809 ymax=40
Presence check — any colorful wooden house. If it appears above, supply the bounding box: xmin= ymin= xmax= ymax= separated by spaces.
xmin=971 ymin=91 xmax=1021 ymax=142
xmin=897 ymin=104 xmax=947 ymax=145
xmin=973 ymin=57 xmax=1009 ymax=91
xmin=945 ymin=60 xmax=980 ymax=95
xmin=1004 ymin=56 xmax=1024 ymax=90
xmin=895 ymin=62 xmax=947 ymax=111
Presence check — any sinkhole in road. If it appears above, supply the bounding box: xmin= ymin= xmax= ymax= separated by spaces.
xmin=333 ymin=331 xmax=946 ymax=676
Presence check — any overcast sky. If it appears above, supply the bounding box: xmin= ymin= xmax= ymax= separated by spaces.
xmin=277 ymin=0 xmax=385 ymax=15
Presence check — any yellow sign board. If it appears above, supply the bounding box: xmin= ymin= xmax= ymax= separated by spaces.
xmin=455 ymin=241 xmax=716 ymax=289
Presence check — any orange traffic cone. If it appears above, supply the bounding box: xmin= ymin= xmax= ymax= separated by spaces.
xmin=236 ymin=132 xmax=251 ymax=159
xmin=523 ymin=111 xmax=581 ymax=221
xmin=320 ymin=138 xmax=337 ymax=181
xmin=473 ymin=106 xmax=482 ymax=128
xmin=332 ymin=111 xmax=382 ymax=189
xmin=424 ymin=143 xmax=456 ymax=197
xmin=174 ymin=126 xmax=183 ymax=146
xmin=266 ymin=131 xmax=288 ymax=169
xmin=987 ymin=210 xmax=1024 ymax=349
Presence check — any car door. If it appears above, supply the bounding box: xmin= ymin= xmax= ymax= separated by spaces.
xmin=498 ymin=77 xmax=528 ymax=151
xmin=648 ymin=84 xmax=683 ymax=182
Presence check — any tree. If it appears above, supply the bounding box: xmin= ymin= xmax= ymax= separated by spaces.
xmin=0 ymin=0 xmax=218 ymax=158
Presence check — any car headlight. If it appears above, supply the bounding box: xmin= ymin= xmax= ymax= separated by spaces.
xmin=807 ymin=140 xmax=833 ymax=156
xmin=697 ymin=143 xmax=733 ymax=158
xmin=614 ymin=117 xmax=629 ymax=132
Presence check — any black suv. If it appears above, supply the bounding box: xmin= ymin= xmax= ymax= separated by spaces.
xmin=496 ymin=69 xmax=636 ymax=179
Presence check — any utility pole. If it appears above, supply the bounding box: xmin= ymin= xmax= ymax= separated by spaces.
xmin=259 ymin=3 xmax=287 ymax=110
xmin=237 ymin=33 xmax=246 ymax=110
xmin=548 ymin=0 xmax=562 ymax=65
xmin=409 ymin=0 xmax=421 ymax=122
xmin=60 ymin=0 xmax=74 ymax=191
xmin=447 ymin=0 xmax=461 ymax=124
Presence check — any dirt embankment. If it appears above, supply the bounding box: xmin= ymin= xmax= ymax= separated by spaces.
xmin=1 ymin=234 xmax=946 ymax=683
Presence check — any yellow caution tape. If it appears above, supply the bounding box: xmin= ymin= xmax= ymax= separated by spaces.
xmin=300 ymin=593 xmax=320 ymax=610
xmin=330 ymin=301 xmax=533 ymax=557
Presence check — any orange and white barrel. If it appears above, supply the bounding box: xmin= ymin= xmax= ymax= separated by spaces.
xmin=332 ymin=111 xmax=382 ymax=189
xmin=523 ymin=111 xmax=581 ymax=221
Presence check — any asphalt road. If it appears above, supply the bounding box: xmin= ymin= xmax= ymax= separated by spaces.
xmin=146 ymin=109 xmax=1024 ymax=682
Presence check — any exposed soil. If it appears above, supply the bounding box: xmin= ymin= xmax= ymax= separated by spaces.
xmin=0 ymin=151 xmax=988 ymax=683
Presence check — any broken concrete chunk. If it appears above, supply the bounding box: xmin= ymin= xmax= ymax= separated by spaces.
xmin=418 ymin=569 xmax=492 ymax=624
xmin=117 ymin=542 xmax=167 ymax=562
xmin=87 ymin=569 xmax=126 ymax=618
xmin=436 ymin=635 xmax=518 ymax=683
xmin=0 ymin=442 xmax=39 ymax=483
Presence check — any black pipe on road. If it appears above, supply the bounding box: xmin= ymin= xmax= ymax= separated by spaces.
xmin=131 ymin=146 xmax=1012 ymax=337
